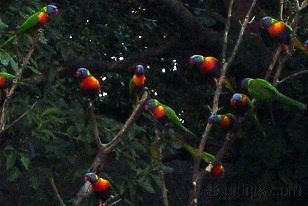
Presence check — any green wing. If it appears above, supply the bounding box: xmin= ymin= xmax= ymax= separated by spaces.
xmin=252 ymin=79 xmax=306 ymax=110
xmin=0 ymin=72 xmax=15 ymax=79
xmin=249 ymin=78 xmax=278 ymax=101
xmin=164 ymin=105 xmax=195 ymax=136
xmin=16 ymin=11 xmax=40 ymax=35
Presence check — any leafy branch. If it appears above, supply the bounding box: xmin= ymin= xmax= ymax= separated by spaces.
xmin=0 ymin=33 xmax=39 ymax=133
xmin=72 ymin=91 xmax=149 ymax=206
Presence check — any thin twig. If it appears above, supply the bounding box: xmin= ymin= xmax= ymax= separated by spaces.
xmin=72 ymin=91 xmax=149 ymax=206
xmin=3 ymin=101 xmax=37 ymax=131
xmin=264 ymin=46 xmax=282 ymax=81
xmin=211 ymin=133 xmax=233 ymax=165
xmin=189 ymin=0 xmax=257 ymax=205
xmin=89 ymin=107 xmax=103 ymax=148
xmin=0 ymin=34 xmax=39 ymax=133
xmin=51 ymin=177 xmax=66 ymax=206
xmin=155 ymin=128 xmax=169 ymax=206
xmin=272 ymin=54 xmax=290 ymax=86
xmin=279 ymin=0 xmax=284 ymax=20
xmin=221 ymin=0 xmax=235 ymax=63
xmin=277 ymin=69 xmax=308 ymax=85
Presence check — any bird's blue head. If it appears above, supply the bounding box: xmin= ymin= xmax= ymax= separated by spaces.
xmin=260 ymin=16 xmax=273 ymax=29
xmin=189 ymin=55 xmax=204 ymax=66
xmin=84 ymin=172 xmax=98 ymax=184
xmin=135 ymin=64 xmax=145 ymax=75
xmin=144 ymin=98 xmax=157 ymax=111
xmin=230 ymin=93 xmax=248 ymax=107
xmin=76 ymin=67 xmax=90 ymax=78
xmin=208 ymin=114 xmax=220 ymax=124
xmin=231 ymin=93 xmax=242 ymax=104
xmin=47 ymin=4 xmax=59 ymax=16
xmin=241 ymin=78 xmax=251 ymax=91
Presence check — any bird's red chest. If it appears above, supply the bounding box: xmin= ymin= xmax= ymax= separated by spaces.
xmin=92 ymin=178 xmax=110 ymax=192
xmin=80 ymin=76 xmax=100 ymax=91
xmin=38 ymin=12 xmax=49 ymax=24
xmin=200 ymin=57 xmax=218 ymax=74
xmin=133 ymin=75 xmax=146 ymax=87
xmin=153 ymin=105 xmax=165 ymax=119
xmin=211 ymin=164 xmax=224 ymax=176
xmin=0 ymin=77 xmax=6 ymax=87
xmin=268 ymin=22 xmax=285 ymax=37
xmin=220 ymin=116 xmax=231 ymax=129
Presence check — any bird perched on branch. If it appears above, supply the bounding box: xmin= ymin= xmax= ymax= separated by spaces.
xmin=208 ymin=113 xmax=238 ymax=135
xmin=241 ymin=78 xmax=307 ymax=110
xmin=84 ymin=173 xmax=111 ymax=206
xmin=75 ymin=67 xmax=101 ymax=104
xmin=129 ymin=64 xmax=146 ymax=109
xmin=189 ymin=55 xmax=234 ymax=91
xmin=260 ymin=16 xmax=308 ymax=55
xmin=0 ymin=4 xmax=59 ymax=48
xmin=144 ymin=98 xmax=196 ymax=137
xmin=230 ymin=93 xmax=266 ymax=137
xmin=0 ymin=72 xmax=15 ymax=98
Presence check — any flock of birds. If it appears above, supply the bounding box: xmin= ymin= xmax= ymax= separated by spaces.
xmin=0 ymin=3 xmax=307 ymax=205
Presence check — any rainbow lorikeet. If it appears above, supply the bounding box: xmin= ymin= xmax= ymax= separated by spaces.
xmin=230 ymin=93 xmax=266 ymax=137
xmin=305 ymin=40 xmax=308 ymax=49
xmin=189 ymin=55 xmax=234 ymax=91
xmin=129 ymin=64 xmax=146 ymax=108
xmin=0 ymin=4 xmax=59 ymax=48
xmin=84 ymin=173 xmax=111 ymax=206
xmin=75 ymin=67 xmax=101 ymax=103
xmin=208 ymin=113 xmax=238 ymax=135
xmin=241 ymin=78 xmax=307 ymax=111
xmin=260 ymin=16 xmax=308 ymax=55
xmin=0 ymin=72 xmax=15 ymax=97
xmin=144 ymin=98 xmax=196 ymax=137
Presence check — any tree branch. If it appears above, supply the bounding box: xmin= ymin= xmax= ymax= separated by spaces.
xmin=155 ymin=128 xmax=169 ymax=206
xmin=277 ymin=69 xmax=308 ymax=85
xmin=50 ymin=177 xmax=66 ymax=206
xmin=189 ymin=0 xmax=257 ymax=205
xmin=72 ymin=91 xmax=149 ymax=206
xmin=264 ymin=46 xmax=282 ymax=81
xmin=89 ymin=107 xmax=103 ymax=148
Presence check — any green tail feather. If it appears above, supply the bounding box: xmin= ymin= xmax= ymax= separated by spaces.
xmin=223 ymin=78 xmax=234 ymax=92
xmin=277 ymin=93 xmax=307 ymax=110
xmin=0 ymin=35 xmax=17 ymax=49
xmin=174 ymin=120 xmax=196 ymax=137
xmin=176 ymin=138 xmax=214 ymax=163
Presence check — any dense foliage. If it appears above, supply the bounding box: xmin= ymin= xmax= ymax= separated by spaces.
xmin=0 ymin=0 xmax=307 ymax=205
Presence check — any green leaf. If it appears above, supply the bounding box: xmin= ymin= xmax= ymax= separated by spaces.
xmin=6 ymin=153 xmax=16 ymax=171
xmin=19 ymin=154 xmax=30 ymax=170
xmin=42 ymin=107 xmax=60 ymax=116
xmin=138 ymin=178 xmax=155 ymax=194
xmin=8 ymin=167 xmax=20 ymax=181
xmin=0 ymin=18 xmax=8 ymax=30
xmin=9 ymin=56 xmax=18 ymax=72
xmin=28 ymin=65 xmax=42 ymax=75
xmin=0 ymin=51 xmax=10 ymax=66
